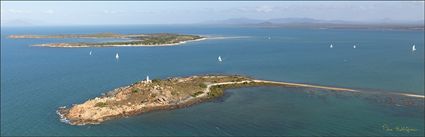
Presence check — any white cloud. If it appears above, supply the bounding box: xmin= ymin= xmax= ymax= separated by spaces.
xmin=103 ymin=10 xmax=120 ymax=14
xmin=43 ymin=9 xmax=55 ymax=14
xmin=7 ymin=9 xmax=31 ymax=14
xmin=134 ymin=10 xmax=156 ymax=14
xmin=255 ymin=5 xmax=274 ymax=13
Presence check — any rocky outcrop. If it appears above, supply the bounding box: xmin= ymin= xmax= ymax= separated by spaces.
xmin=58 ymin=75 xmax=424 ymax=125
xmin=58 ymin=75 xmax=252 ymax=125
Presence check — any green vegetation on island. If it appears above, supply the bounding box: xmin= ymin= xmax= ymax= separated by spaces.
xmin=56 ymin=74 xmax=362 ymax=125
xmin=9 ymin=33 xmax=205 ymax=47
xmin=56 ymin=74 xmax=423 ymax=126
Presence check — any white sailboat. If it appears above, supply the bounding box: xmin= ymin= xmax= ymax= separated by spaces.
xmin=353 ymin=45 xmax=356 ymax=49
xmin=412 ymin=45 xmax=416 ymax=52
xmin=89 ymin=50 xmax=92 ymax=55
xmin=330 ymin=44 xmax=333 ymax=48
xmin=218 ymin=56 xmax=222 ymax=62
xmin=115 ymin=53 xmax=119 ymax=60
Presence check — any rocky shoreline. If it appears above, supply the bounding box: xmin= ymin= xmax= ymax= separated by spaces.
xmin=58 ymin=75 xmax=425 ymax=126
xmin=58 ymin=97 xmax=210 ymax=125
xmin=58 ymin=75 xmax=253 ymax=125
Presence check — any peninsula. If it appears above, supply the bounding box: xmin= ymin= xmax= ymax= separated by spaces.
xmin=57 ymin=75 xmax=424 ymax=125
xmin=9 ymin=33 xmax=205 ymax=47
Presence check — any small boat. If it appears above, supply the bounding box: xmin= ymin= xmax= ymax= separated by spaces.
xmin=412 ymin=45 xmax=416 ymax=52
xmin=115 ymin=53 xmax=119 ymax=59
xmin=353 ymin=45 xmax=356 ymax=49
xmin=218 ymin=56 xmax=222 ymax=62
xmin=268 ymin=37 xmax=271 ymax=40
xmin=330 ymin=44 xmax=333 ymax=48
xmin=89 ymin=50 xmax=92 ymax=55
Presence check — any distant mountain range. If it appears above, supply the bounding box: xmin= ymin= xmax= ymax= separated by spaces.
xmin=202 ymin=17 xmax=424 ymax=30
xmin=205 ymin=17 xmax=424 ymax=25
xmin=2 ymin=17 xmax=423 ymax=30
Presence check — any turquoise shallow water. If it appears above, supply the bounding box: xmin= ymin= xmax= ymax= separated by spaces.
xmin=1 ymin=25 xmax=424 ymax=136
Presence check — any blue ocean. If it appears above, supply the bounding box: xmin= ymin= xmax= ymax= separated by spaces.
xmin=1 ymin=25 xmax=424 ymax=136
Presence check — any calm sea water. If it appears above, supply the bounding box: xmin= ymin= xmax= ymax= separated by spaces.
xmin=1 ymin=25 xmax=424 ymax=136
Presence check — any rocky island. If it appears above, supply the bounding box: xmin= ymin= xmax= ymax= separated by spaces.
xmin=9 ymin=33 xmax=205 ymax=47
xmin=57 ymin=75 xmax=424 ymax=126
xmin=56 ymin=75 xmax=352 ymax=125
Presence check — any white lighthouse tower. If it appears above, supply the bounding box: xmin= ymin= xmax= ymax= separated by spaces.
xmin=145 ymin=75 xmax=152 ymax=83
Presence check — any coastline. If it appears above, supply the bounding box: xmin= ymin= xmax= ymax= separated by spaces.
xmin=33 ymin=37 xmax=208 ymax=48
xmin=57 ymin=75 xmax=425 ymax=126
xmin=25 ymin=35 xmax=253 ymax=48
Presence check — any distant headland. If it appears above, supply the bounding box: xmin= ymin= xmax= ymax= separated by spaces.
xmin=57 ymin=74 xmax=424 ymax=126
xmin=203 ymin=17 xmax=424 ymax=31
xmin=8 ymin=33 xmax=205 ymax=47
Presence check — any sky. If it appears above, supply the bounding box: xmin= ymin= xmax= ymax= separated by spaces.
xmin=1 ymin=1 xmax=424 ymax=26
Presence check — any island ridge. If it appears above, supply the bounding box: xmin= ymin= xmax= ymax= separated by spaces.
xmin=57 ymin=75 xmax=424 ymax=126
xmin=9 ymin=33 xmax=205 ymax=47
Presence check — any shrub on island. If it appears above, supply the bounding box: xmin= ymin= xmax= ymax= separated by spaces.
xmin=94 ymin=102 xmax=108 ymax=107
